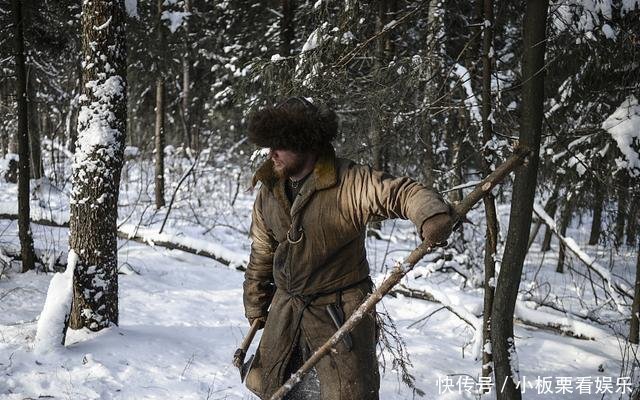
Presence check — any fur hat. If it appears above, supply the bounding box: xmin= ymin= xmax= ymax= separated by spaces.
xmin=247 ymin=97 xmax=338 ymax=152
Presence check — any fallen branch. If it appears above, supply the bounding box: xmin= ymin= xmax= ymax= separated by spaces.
xmin=392 ymin=284 xmax=480 ymax=330
xmin=118 ymin=225 xmax=247 ymax=271
xmin=0 ymin=214 xmax=247 ymax=270
xmin=392 ymin=284 xmax=606 ymax=341
xmin=532 ymin=203 xmax=632 ymax=312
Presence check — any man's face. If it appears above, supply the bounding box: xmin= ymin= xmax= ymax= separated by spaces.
xmin=270 ymin=148 xmax=308 ymax=179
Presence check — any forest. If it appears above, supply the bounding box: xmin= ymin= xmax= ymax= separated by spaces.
xmin=0 ymin=0 xmax=639 ymax=399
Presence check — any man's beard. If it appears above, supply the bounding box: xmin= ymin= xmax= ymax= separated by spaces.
xmin=274 ymin=155 xmax=307 ymax=179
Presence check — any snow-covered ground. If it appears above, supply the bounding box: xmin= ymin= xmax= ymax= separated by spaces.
xmin=0 ymin=150 xmax=634 ymax=399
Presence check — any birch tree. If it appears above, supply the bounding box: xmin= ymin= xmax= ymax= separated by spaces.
xmin=68 ymin=0 xmax=127 ymax=331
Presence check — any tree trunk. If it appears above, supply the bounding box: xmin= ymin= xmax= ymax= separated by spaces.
xmin=588 ymin=182 xmax=604 ymax=245
xmin=528 ymin=178 xmax=560 ymax=250
xmin=540 ymin=186 xmax=561 ymax=252
xmin=421 ymin=0 xmax=442 ymax=189
xmin=480 ymin=0 xmax=496 ymax=387
xmin=154 ymin=78 xmax=166 ymax=208
xmin=615 ymin=170 xmax=629 ymax=248
xmin=280 ymin=0 xmax=295 ymax=57
xmin=154 ymin=0 xmax=166 ymax=209
xmin=180 ymin=0 xmax=192 ymax=150
xmin=26 ymin=67 xmax=43 ymax=179
xmin=68 ymin=0 xmax=127 ymax=331
xmin=630 ymin=242 xmax=640 ymax=344
xmin=556 ymin=192 xmax=577 ymax=273
xmin=13 ymin=0 xmax=36 ymax=273
xmin=626 ymin=195 xmax=638 ymax=246
xmin=491 ymin=1 xmax=548 ymax=399
xmin=421 ymin=126 xmax=435 ymax=188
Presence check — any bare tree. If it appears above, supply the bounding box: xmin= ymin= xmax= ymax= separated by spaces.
xmin=491 ymin=1 xmax=549 ymax=399
xmin=12 ymin=0 xmax=36 ymax=272
xmin=480 ymin=0 xmax=497 ymax=387
xmin=154 ymin=0 xmax=166 ymax=209
xmin=68 ymin=0 xmax=127 ymax=331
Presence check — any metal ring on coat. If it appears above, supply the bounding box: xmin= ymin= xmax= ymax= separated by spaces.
xmin=287 ymin=228 xmax=304 ymax=244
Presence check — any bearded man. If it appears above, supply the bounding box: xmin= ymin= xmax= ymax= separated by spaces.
xmin=243 ymin=97 xmax=453 ymax=400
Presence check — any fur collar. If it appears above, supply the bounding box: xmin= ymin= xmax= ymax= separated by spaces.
xmin=251 ymin=146 xmax=338 ymax=192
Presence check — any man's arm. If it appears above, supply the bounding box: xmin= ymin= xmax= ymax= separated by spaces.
xmin=243 ymin=188 xmax=277 ymax=327
xmin=342 ymin=164 xmax=452 ymax=242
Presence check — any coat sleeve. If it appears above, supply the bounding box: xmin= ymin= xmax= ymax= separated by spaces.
xmin=243 ymin=187 xmax=277 ymax=320
xmin=341 ymin=164 xmax=451 ymax=237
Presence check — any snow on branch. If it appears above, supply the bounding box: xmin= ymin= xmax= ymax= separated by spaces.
xmin=0 ymin=214 xmax=247 ymax=270
xmin=117 ymin=225 xmax=248 ymax=270
xmin=602 ymin=95 xmax=640 ymax=177
xmin=532 ymin=203 xmax=632 ymax=313
xmin=451 ymin=63 xmax=482 ymax=125
xmin=393 ymin=284 xmax=607 ymax=341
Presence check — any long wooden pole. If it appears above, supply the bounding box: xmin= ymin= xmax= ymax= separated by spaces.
xmin=269 ymin=146 xmax=530 ymax=400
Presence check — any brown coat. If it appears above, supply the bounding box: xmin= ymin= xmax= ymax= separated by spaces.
xmin=243 ymin=146 xmax=449 ymax=399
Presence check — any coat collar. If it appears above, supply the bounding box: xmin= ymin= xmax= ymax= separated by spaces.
xmin=251 ymin=145 xmax=338 ymax=192
xmin=252 ymin=146 xmax=338 ymax=217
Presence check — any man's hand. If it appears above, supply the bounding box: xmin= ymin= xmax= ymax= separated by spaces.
xmin=421 ymin=213 xmax=454 ymax=246
xmin=249 ymin=316 xmax=267 ymax=330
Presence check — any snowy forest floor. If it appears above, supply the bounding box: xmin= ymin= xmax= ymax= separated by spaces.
xmin=0 ymin=152 xmax=636 ymax=399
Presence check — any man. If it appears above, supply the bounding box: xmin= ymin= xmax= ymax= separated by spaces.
xmin=243 ymin=97 xmax=453 ymax=400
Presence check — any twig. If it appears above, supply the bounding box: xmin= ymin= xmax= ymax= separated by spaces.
xmin=159 ymin=155 xmax=200 ymax=234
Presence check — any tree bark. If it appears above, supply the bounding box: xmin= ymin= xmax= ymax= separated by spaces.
xmin=588 ymin=182 xmax=604 ymax=245
xmin=480 ymin=0 xmax=496 ymax=386
xmin=180 ymin=0 xmax=192 ymax=150
xmin=280 ymin=0 xmax=295 ymax=57
xmin=491 ymin=1 xmax=548 ymax=399
xmin=26 ymin=67 xmax=43 ymax=179
xmin=556 ymin=191 xmax=577 ymax=273
xmin=615 ymin=170 xmax=629 ymax=248
xmin=154 ymin=0 xmax=166 ymax=209
xmin=154 ymin=78 xmax=166 ymax=208
xmin=68 ymin=0 xmax=127 ymax=331
xmin=421 ymin=0 xmax=442 ymax=188
xmin=630 ymin=242 xmax=640 ymax=344
xmin=13 ymin=0 xmax=36 ymax=273
xmin=540 ymin=185 xmax=561 ymax=252
xmin=528 ymin=178 xmax=560 ymax=250
xmin=626 ymin=195 xmax=638 ymax=246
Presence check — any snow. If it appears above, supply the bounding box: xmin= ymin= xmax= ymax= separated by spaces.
xmin=125 ymin=0 xmax=138 ymax=18
xmin=161 ymin=11 xmax=190 ymax=33
xmin=301 ymin=28 xmax=321 ymax=53
xmin=533 ymin=203 xmax=630 ymax=314
xmin=0 ymin=151 xmax=632 ymax=399
xmin=451 ymin=63 xmax=482 ymax=125
xmin=75 ymin=75 xmax=125 ymax=173
xmin=118 ymin=224 xmax=248 ymax=270
xmin=602 ymin=95 xmax=640 ymax=176
xmin=601 ymin=24 xmax=615 ymax=39
xmin=33 ymin=250 xmax=76 ymax=354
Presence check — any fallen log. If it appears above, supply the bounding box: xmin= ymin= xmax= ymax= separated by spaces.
xmin=0 ymin=213 xmax=247 ymax=270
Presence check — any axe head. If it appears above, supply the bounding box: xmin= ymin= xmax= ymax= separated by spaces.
xmin=240 ymin=353 xmax=255 ymax=382
xmin=233 ymin=348 xmax=255 ymax=382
